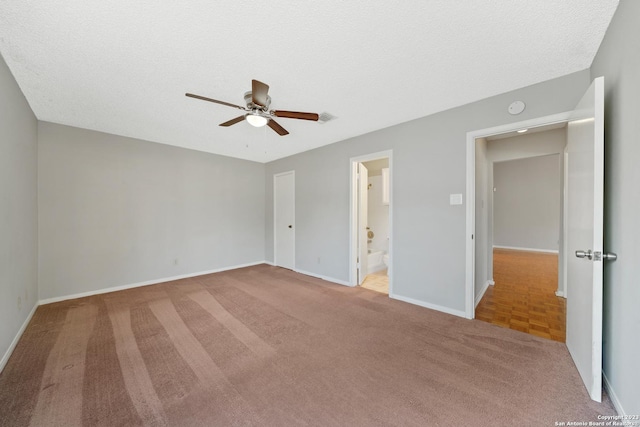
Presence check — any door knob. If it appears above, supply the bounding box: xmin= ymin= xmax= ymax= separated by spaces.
xmin=575 ymin=250 xmax=593 ymax=260
xmin=575 ymin=250 xmax=617 ymax=261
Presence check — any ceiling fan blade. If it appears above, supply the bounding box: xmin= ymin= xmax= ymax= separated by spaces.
xmin=252 ymin=80 xmax=270 ymax=107
xmin=272 ymin=110 xmax=319 ymax=121
xmin=267 ymin=119 xmax=289 ymax=136
xmin=219 ymin=115 xmax=246 ymax=127
xmin=186 ymin=93 xmax=246 ymax=110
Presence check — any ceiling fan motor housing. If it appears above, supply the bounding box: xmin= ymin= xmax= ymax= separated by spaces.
xmin=244 ymin=91 xmax=271 ymax=110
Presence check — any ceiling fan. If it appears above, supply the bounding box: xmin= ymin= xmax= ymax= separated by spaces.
xmin=186 ymin=79 xmax=319 ymax=136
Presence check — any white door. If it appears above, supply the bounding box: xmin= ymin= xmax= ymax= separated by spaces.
xmin=358 ymin=163 xmax=369 ymax=284
xmin=566 ymin=76 xmax=605 ymax=402
xmin=274 ymin=171 xmax=295 ymax=270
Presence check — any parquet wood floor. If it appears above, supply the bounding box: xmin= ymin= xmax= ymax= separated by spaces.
xmin=475 ymin=249 xmax=566 ymax=342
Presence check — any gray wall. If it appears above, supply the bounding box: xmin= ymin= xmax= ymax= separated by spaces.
xmin=0 ymin=54 xmax=38 ymax=365
xmin=38 ymin=123 xmax=265 ymax=300
xmin=493 ymin=154 xmax=561 ymax=251
xmin=265 ymin=70 xmax=590 ymax=313
xmin=590 ymin=0 xmax=640 ymax=415
xmin=487 ymin=127 xmax=567 ymax=162
xmin=474 ymin=138 xmax=491 ymax=301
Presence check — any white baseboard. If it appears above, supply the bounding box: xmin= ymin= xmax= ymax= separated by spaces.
xmin=555 ymin=290 xmax=566 ymax=298
xmin=475 ymin=280 xmax=494 ymax=308
xmin=389 ymin=293 xmax=466 ymax=318
xmin=493 ymin=245 xmax=559 ymax=254
xmin=294 ymin=268 xmax=352 ymax=287
xmin=38 ymin=261 xmax=267 ymax=305
xmin=1 ymin=303 xmax=38 ymax=373
xmin=603 ymin=371 xmax=624 ymax=416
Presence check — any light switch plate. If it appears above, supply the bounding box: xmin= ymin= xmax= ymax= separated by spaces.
xmin=450 ymin=194 xmax=463 ymax=205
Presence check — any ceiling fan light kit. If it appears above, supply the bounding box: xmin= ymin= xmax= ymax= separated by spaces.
xmin=246 ymin=113 xmax=268 ymax=127
xmin=186 ymin=79 xmax=319 ymax=136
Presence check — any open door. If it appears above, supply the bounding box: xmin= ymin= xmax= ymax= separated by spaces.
xmin=566 ymin=76 xmax=607 ymax=402
xmin=357 ymin=163 xmax=369 ymax=284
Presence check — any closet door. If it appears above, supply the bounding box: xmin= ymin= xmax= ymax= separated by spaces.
xmin=274 ymin=171 xmax=295 ymax=270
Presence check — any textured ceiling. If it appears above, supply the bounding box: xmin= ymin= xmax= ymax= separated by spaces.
xmin=0 ymin=1 xmax=619 ymax=163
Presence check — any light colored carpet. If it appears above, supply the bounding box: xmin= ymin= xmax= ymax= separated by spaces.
xmin=0 ymin=264 xmax=615 ymax=426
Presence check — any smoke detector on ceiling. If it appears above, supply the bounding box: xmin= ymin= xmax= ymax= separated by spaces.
xmin=508 ymin=101 xmax=526 ymax=115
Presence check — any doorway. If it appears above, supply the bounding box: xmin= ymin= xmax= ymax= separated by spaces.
xmin=350 ymin=150 xmax=393 ymax=295
xmin=466 ymin=77 xmax=607 ymax=402
xmin=360 ymin=158 xmax=390 ymax=293
xmin=465 ymin=111 xmax=571 ymax=318
xmin=474 ymin=127 xmax=567 ymax=342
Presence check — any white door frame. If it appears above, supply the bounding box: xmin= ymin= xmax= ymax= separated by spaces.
xmin=560 ymin=148 xmax=569 ymax=298
xmin=349 ymin=150 xmax=393 ymax=293
xmin=465 ymin=112 xmax=571 ymax=319
xmin=357 ymin=162 xmax=370 ymax=285
xmin=274 ymin=170 xmax=295 ymax=270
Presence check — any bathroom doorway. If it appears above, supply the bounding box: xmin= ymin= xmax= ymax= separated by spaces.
xmin=350 ymin=151 xmax=393 ymax=295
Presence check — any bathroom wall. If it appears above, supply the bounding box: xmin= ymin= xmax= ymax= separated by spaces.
xmin=367 ymin=174 xmax=389 ymax=252
xmin=363 ymin=158 xmax=389 ymax=253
